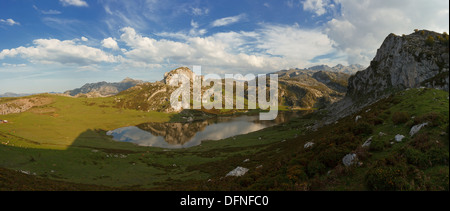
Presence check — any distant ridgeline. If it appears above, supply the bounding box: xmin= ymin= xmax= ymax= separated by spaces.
xmin=63 ymin=77 xmax=144 ymax=97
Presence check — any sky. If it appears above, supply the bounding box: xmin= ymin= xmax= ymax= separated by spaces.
xmin=0 ymin=0 xmax=449 ymax=93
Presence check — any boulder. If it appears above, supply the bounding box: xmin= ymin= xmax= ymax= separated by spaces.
xmin=395 ymin=134 xmax=405 ymax=142
xmin=410 ymin=122 xmax=428 ymax=137
xmin=342 ymin=153 xmax=357 ymax=167
xmin=362 ymin=136 xmax=373 ymax=147
xmin=304 ymin=142 xmax=315 ymax=149
xmin=226 ymin=166 xmax=249 ymax=177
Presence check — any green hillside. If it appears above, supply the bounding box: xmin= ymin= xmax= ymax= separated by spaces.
xmin=0 ymin=88 xmax=448 ymax=190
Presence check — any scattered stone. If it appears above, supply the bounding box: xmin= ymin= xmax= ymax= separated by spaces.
xmin=395 ymin=134 xmax=405 ymax=142
xmin=256 ymin=165 xmax=263 ymax=169
xmin=304 ymin=142 xmax=314 ymax=149
xmin=410 ymin=122 xmax=428 ymax=137
xmin=226 ymin=166 xmax=249 ymax=177
xmin=440 ymin=132 xmax=447 ymax=136
xmin=342 ymin=153 xmax=357 ymax=167
xmin=390 ymin=142 xmax=395 ymax=145
xmin=378 ymin=132 xmax=386 ymax=137
xmin=362 ymin=136 xmax=373 ymax=148
xmin=258 ymin=137 xmax=262 ymax=140
xmin=355 ymin=115 xmax=362 ymax=122
xmin=365 ymin=109 xmax=371 ymax=113
xmin=243 ymin=159 xmax=250 ymax=163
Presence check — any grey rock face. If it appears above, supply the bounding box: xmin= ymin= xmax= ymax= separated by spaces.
xmin=326 ymin=30 xmax=449 ymax=125
xmin=348 ymin=30 xmax=449 ymax=100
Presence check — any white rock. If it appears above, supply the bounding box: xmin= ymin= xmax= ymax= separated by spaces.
xmin=362 ymin=136 xmax=373 ymax=147
xmin=243 ymin=159 xmax=250 ymax=163
xmin=106 ymin=130 xmax=113 ymax=136
xmin=378 ymin=132 xmax=386 ymax=136
xmin=355 ymin=115 xmax=362 ymax=122
xmin=395 ymin=134 xmax=405 ymax=142
xmin=304 ymin=142 xmax=314 ymax=149
xmin=410 ymin=122 xmax=428 ymax=137
xmin=226 ymin=166 xmax=249 ymax=177
xmin=342 ymin=154 xmax=357 ymax=167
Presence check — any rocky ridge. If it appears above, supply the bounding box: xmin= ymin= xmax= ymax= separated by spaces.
xmin=327 ymin=30 xmax=449 ymax=124
xmin=64 ymin=77 xmax=144 ymax=97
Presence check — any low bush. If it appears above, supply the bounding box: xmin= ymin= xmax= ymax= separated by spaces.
xmin=306 ymin=160 xmax=327 ymax=177
xmin=369 ymin=139 xmax=387 ymax=152
xmin=392 ymin=111 xmax=410 ymax=125
xmin=352 ymin=122 xmax=373 ymax=136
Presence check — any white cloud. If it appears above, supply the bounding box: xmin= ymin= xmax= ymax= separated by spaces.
xmin=119 ymin=25 xmax=337 ymax=73
xmin=211 ymin=14 xmax=246 ymax=27
xmin=59 ymin=0 xmax=88 ymax=7
xmin=33 ymin=5 xmax=62 ymax=15
xmin=326 ymin=0 xmax=450 ymax=65
xmin=302 ymin=0 xmax=329 ymax=16
xmin=81 ymin=36 xmax=89 ymax=42
xmin=102 ymin=37 xmax=119 ymax=50
xmin=0 ymin=18 xmax=20 ymax=26
xmin=191 ymin=7 xmax=209 ymax=16
xmin=0 ymin=38 xmax=119 ymax=66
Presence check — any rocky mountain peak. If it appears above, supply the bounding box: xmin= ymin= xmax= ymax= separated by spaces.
xmin=163 ymin=67 xmax=196 ymax=85
xmin=327 ymin=30 xmax=449 ymax=124
xmin=347 ymin=30 xmax=449 ymax=100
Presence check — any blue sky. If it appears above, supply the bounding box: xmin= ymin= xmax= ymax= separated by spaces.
xmin=0 ymin=0 xmax=449 ymax=93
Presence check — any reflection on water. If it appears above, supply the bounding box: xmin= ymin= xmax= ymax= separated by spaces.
xmin=107 ymin=112 xmax=300 ymax=149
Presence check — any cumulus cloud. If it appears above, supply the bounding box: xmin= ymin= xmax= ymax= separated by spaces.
xmin=211 ymin=14 xmax=246 ymax=27
xmin=119 ymin=25 xmax=336 ymax=73
xmin=0 ymin=18 xmax=20 ymax=26
xmin=302 ymin=0 xmax=329 ymax=16
xmin=102 ymin=37 xmax=119 ymax=50
xmin=326 ymin=0 xmax=450 ymax=65
xmin=0 ymin=38 xmax=119 ymax=66
xmin=59 ymin=0 xmax=88 ymax=7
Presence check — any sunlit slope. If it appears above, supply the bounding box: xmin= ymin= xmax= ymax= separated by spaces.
xmin=0 ymin=94 xmax=172 ymax=150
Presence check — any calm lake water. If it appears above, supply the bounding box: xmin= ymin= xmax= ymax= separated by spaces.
xmin=107 ymin=112 xmax=301 ymax=149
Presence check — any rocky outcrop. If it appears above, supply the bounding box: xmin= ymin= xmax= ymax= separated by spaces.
xmin=327 ymin=30 xmax=449 ymax=123
xmin=0 ymin=97 xmax=53 ymax=115
xmin=64 ymin=77 xmax=144 ymax=97
xmin=163 ymin=67 xmax=197 ymax=85
xmin=347 ymin=30 xmax=449 ymax=100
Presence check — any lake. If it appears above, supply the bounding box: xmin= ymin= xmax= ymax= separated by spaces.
xmin=106 ymin=112 xmax=301 ymax=149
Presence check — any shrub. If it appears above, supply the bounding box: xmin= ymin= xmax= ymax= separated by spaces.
xmin=414 ymin=112 xmax=444 ymax=127
xmin=392 ymin=111 xmax=410 ymax=125
xmin=352 ymin=122 xmax=373 ymax=136
xmin=318 ymin=147 xmax=348 ymax=168
xmin=426 ymin=146 xmax=449 ymax=166
xmin=369 ymin=139 xmax=387 ymax=152
xmin=286 ymin=165 xmax=308 ymax=182
xmin=306 ymin=160 xmax=327 ymax=177
xmin=365 ymin=163 xmax=409 ymax=191
xmin=425 ymin=35 xmax=435 ymax=46
xmin=411 ymin=133 xmax=434 ymax=152
xmin=401 ymin=146 xmax=430 ymax=169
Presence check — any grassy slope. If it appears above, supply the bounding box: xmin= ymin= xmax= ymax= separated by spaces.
xmin=0 ymin=88 xmax=448 ymax=190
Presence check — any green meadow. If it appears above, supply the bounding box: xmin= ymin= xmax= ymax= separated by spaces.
xmin=0 ymin=88 xmax=448 ymax=191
